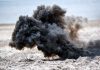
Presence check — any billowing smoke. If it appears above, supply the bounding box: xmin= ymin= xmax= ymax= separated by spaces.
xmin=9 ymin=5 xmax=89 ymax=60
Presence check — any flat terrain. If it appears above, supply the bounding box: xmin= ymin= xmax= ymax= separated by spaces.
xmin=0 ymin=21 xmax=100 ymax=70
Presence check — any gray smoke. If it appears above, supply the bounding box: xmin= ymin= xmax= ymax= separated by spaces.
xmin=9 ymin=5 xmax=89 ymax=60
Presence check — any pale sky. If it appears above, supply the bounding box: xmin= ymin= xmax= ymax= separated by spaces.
xmin=0 ymin=0 xmax=100 ymax=23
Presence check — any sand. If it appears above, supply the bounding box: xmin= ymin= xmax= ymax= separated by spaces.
xmin=0 ymin=21 xmax=100 ymax=70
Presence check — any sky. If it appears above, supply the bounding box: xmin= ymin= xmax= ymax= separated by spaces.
xmin=0 ymin=0 xmax=100 ymax=23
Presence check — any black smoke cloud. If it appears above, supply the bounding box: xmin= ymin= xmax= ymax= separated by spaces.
xmin=9 ymin=5 xmax=87 ymax=59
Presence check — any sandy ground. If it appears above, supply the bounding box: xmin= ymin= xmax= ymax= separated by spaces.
xmin=0 ymin=22 xmax=100 ymax=70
